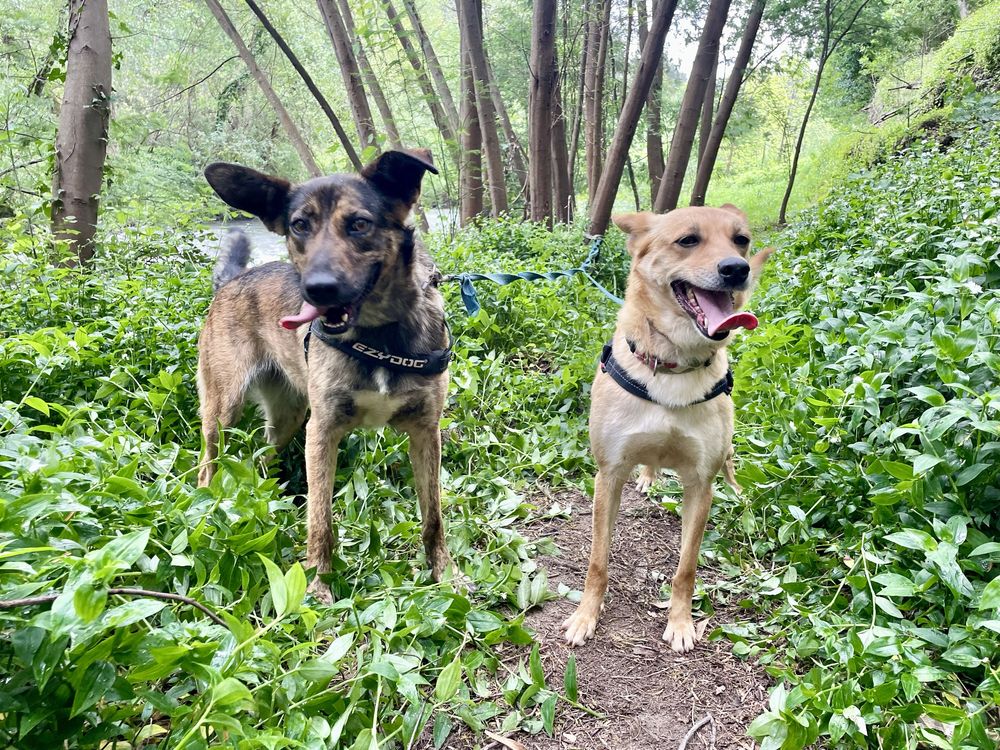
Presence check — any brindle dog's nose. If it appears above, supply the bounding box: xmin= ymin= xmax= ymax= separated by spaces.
xmin=717 ymin=257 xmax=750 ymax=287
xmin=303 ymin=271 xmax=349 ymax=307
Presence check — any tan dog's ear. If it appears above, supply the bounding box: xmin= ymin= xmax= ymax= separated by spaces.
xmin=612 ymin=212 xmax=656 ymax=236
xmin=749 ymin=246 xmax=775 ymax=275
xmin=719 ymin=203 xmax=748 ymax=220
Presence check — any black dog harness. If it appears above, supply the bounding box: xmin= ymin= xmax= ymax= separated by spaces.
xmin=600 ymin=342 xmax=733 ymax=407
xmin=304 ymin=318 xmax=452 ymax=375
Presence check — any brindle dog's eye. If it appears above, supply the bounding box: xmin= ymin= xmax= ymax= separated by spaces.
xmin=289 ymin=217 xmax=310 ymax=235
xmin=677 ymin=234 xmax=700 ymax=248
xmin=734 ymin=234 xmax=751 ymax=247
xmin=348 ymin=217 xmax=373 ymax=235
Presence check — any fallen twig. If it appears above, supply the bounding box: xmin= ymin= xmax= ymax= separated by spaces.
xmin=679 ymin=714 xmax=716 ymax=750
xmin=0 ymin=587 xmax=227 ymax=627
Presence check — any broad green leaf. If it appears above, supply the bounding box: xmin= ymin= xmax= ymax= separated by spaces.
xmin=884 ymin=529 xmax=936 ymax=552
xmin=977 ymin=577 xmax=1000 ymax=610
xmin=284 ymin=563 xmax=306 ymax=615
xmin=529 ymin=643 xmax=545 ymax=688
xmin=212 ymin=677 xmax=253 ymax=708
xmin=563 ymin=654 xmax=578 ymax=702
xmin=258 ymin=554 xmax=288 ymax=618
xmin=541 ymin=693 xmax=556 ymax=735
xmin=70 ymin=661 xmax=116 ymax=717
xmin=435 ymin=657 xmax=462 ymax=703
xmin=432 ymin=712 xmax=452 ymax=749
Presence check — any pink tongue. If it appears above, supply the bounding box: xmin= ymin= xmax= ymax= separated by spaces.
xmin=692 ymin=288 xmax=759 ymax=336
xmin=279 ymin=302 xmax=325 ymax=330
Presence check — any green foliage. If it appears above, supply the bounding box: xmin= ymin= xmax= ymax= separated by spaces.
xmin=712 ymin=116 xmax=1000 ymax=747
xmin=0 ymin=218 xmax=615 ymax=747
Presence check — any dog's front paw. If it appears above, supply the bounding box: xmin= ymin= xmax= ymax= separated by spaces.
xmin=563 ymin=606 xmax=599 ymax=647
xmin=307 ymin=577 xmax=333 ymax=605
xmin=662 ymin=616 xmax=698 ymax=652
xmin=636 ymin=465 xmax=657 ymax=494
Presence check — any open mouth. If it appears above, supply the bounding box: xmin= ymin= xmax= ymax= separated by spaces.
xmin=279 ymin=264 xmax=382 ymax=332
xmin=671 ymin=280 xmax=759 ymax=339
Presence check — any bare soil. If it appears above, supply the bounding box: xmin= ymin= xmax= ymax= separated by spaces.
xmin=421 ymin=483 xmax=772 ymax=750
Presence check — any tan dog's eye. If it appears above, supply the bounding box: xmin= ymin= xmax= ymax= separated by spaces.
xmin=677 ymin=234 xmax=700 ymax=248
xmin=289 ymin=217 xmax=310 ymax=235
xmin=348 ymin=217 xmax=373 ymax=235
xmin=734 ymin=234 xmax=750 ymax=248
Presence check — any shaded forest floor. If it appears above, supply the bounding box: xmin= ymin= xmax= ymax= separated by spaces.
xmin=420 ymin=483 xmax=770 ymax=749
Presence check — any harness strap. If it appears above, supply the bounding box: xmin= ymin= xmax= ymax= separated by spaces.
xmin=600 ymin=342 xmax=732 ymax=407
xmin=304 ymin=319 xmax=452 ymax=375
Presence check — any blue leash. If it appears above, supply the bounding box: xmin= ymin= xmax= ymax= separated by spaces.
xmin=441 ymin=237 xmax=624 ymax=315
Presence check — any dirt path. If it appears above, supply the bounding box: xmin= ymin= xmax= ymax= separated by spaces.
xmin=518 ymin=485 xmax=769 ymax=749
xmin=420 ymin=483 xmax=771 ymax=750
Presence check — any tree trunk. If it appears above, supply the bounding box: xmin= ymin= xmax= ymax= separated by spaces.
xmin=653 ymin=0 xmax=732 ymax=212
xmin=384 ymin=0 xmax=459 ymax=151
xmin=638 ymin=0 xmax=665 ymax=204
xmin=242 ymin=0 xmax=361 ymax=170
xmin=52 ymin=0 xmax=112 ymax=264
xmin=316 ymin=0 xmax=376 ymax=150
xmin=690 ymin=0 xmax=765 ymax=206
xmin=204 ymin=0 xmax=320 ymax=177
xmin=584 ymin=0 xmax=610 ymax=204
xmin=957 ymin=0 xmax=969 ymax=18
xmin=586 ymin=0 xmax=679 ymax=236
xmin=400 ymin=0 xmax=460 ymax=136
xmin=529 ymin=0 xmax=557 ymax=225
xmin=458 ymin=0 xmax=508 ymax=215
xmin=335 ymin=0 xmax=401 ymax=149
xmin=551 ymin=71 xmax=572 ymax=222
xmin=568 ymin=0 xmax=589 ymax=195
xmin=698 ymin=54 xmax=718 ymax=166
xmin=483 ymin=46 xmax=528 ymax=200
xmin=459 ymin=41 xmax=484 ymax=222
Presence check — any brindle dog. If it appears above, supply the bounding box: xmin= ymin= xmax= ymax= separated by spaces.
xmin=197 ymin=149 xmax=456 ymax=601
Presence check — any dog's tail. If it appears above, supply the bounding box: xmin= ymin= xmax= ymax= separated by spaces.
xmin=213 ymin=230 xmax=251 ymax=292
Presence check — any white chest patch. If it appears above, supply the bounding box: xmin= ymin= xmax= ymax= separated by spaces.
xmin=353 ymin=390 xmax=405 ymax=427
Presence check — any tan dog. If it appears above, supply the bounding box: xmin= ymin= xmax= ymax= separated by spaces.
xmin=197 ymin=150 xmax=457 ymax=601
xmin=563 ymin=206 xmax=773 ymax=652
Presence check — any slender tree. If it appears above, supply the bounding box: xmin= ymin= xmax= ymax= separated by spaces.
xmin=52 ymin=0 xmax=112 ymax=263
xmin=778 ymin=0 xmax=873 ymax=223
xmin=586 ymin=0 xmax=679 ymax=236
xmin=483 ymin=46 xmax=528 ymax=199
xmin=383 ymin=0 xmax=458 ymax=150
xmin=242 ymin=0 xmax=361 ymax=170
xmin=690 ymin=0 xmax=766 ymax=206
xmin=551 ymin=71 xmax=572 ymax=222
xmin=316 ymin=0 xmax=376 ymax=149
xmin=335 ymin=0 xmax=401 ymax=148
xmin=568 ymin=0 xmax=590 ymax=193
xmin=529 ymin=0 xmax=557 ymax=224
xmin=583 ymin=0 xmax=611 ymax=204
xmin=653 ymin=0 xmax=733 ymax=212
xmin=639 ymin=0 xmax=666 ymax=203
xmin=698 ymin=55 xmax=719 ymax=165
xmin=459 ymin=35 xmax=484 ymax=221
xmin=400 ymin=0 xmax=460 ymax=135
xmin=458 ymin=0 xmax=508 ymax=214
xmin=204 ymin=0 xmax=320 ymax=176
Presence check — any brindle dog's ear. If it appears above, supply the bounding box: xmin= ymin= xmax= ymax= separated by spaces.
xmin=205 ymin=162 xmax=291 ymax=235
xmin=362 ymin=149 xmax=439 ymax=207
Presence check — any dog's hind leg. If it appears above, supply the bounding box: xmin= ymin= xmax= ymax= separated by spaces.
xmin=564 ymin=468 xmax=628 ymax=646
xmin=636 ymin=465 xmax=658 ymax=493
xmin=405 ymin=424 xmax=456 ymax=583
xmin=722 ymin=448 xmax=741 ymax=493
xmin=256 ymin=375 xmax=307 ymax=463
xmin=197 ymin=369 xmax=247 ymax=487
xmin=662 ymin=480 xmax=714 ymax=652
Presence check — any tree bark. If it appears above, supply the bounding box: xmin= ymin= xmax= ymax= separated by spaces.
xmin=584 ymin=0 xmax=610 ymax=205
xmin=242 ymin=0 xmax=361 ymax=169
xmin=568 ymin=0 xmax=590 ymax=195
xmin=586 ymin=0 xmax=679 ymax=236
xmin=384 ymin=0 xmax=458 ymax=151
xmin=52 ymin=0 xmax=112 ymax=264
xmin=529 ymin=0 xmax=557 ymax=225
xmin=778 ymin=0 xmax=872 ymax=223
xmin=690 ymin=0 xmax=765 ymax=206
xmin=204 ymin=0 xmax=320 ymax=177
xmin=458 ymin=0 xmax=508 ymax=215
xmin=698 ymin=54 xmax=718 ymax=166
xmin=653 ymin=0 xmax=732 ymax=212
xmin=483 ymin=47 xmax=528 ymax=200
xmin=400 ymin=0 xmax=460 ymax=136
xmin=335 ymin=0 xmax=401 ymax=148
xmin=551 ymin=71 xmax=572 ymax=222
xmin=638 ymin=0 xmax=665 ymax=204
xmin=316 ymin=0 xmax=376 ymax=150
xmin=459 ymin=41 xmax=484 ymax=222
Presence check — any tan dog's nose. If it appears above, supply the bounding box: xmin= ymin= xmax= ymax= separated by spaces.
xmin=717 ymin=257 xmax=750 ymax=287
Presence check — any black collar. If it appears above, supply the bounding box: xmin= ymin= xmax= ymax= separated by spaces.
xmin=601 ymin=342 xmax=732 ymax=407
xmin=304 ymin=319 xmax=452 ymax=375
